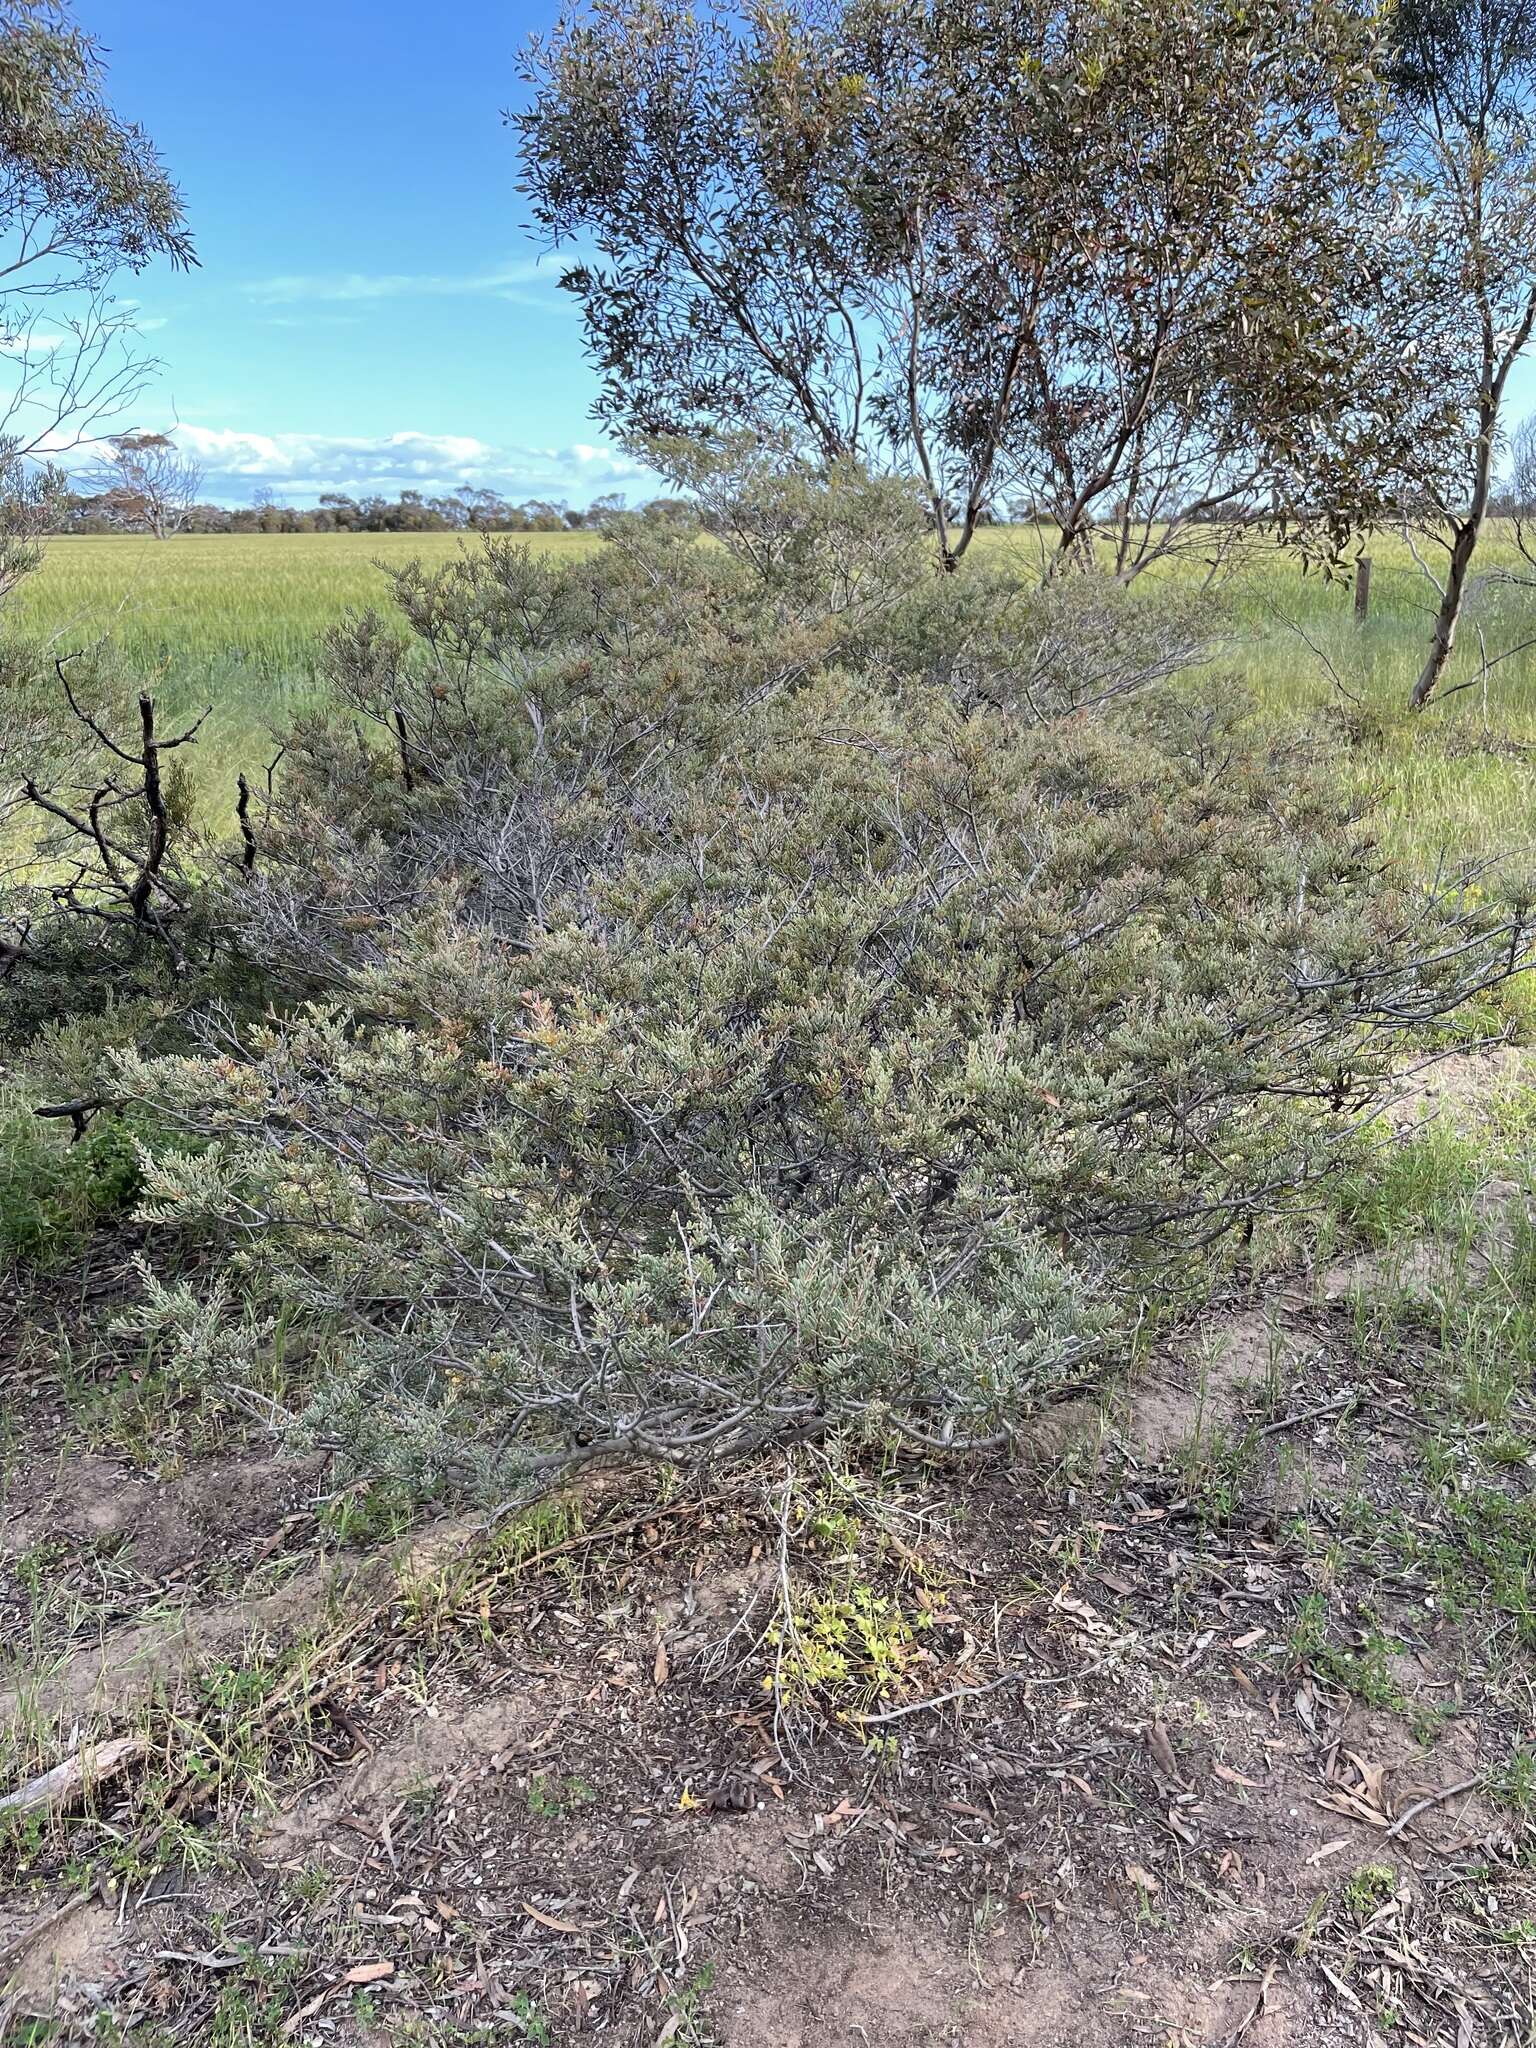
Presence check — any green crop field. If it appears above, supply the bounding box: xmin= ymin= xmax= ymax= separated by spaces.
xmin=7 ymin=532 xmax=603 ymax=805
xmin=11 ymin=530 xmax=599 ymax=678
xmin=11 ymin=525 xmax=1536 ymax=872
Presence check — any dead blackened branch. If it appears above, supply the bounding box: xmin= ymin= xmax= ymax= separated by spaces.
xmin=0 ymin=915 xmax=28 ymax=978
xmin=235 ymin=773 xmax=257 ymax=875
xmin=393 ymin=703 xmax=415 ymax=793
xmin=34 ymin=1095 xmax=115 ymax=1141
xmin=15 ymin=660 xmax=212 ymax=956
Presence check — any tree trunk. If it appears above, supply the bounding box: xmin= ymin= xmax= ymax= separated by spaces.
xmin=1410 ymin=515 xmax=1479 ymax=710
xmin=1411 ymin=324 xmax=1508 ymax=711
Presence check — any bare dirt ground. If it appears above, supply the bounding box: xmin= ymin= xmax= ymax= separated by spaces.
xmin=3 ymin=1078 xmax=1535 ymax=2046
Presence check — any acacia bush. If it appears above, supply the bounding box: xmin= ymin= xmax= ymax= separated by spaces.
xmin=65 ymin=466 xmax=1534 ymax=1503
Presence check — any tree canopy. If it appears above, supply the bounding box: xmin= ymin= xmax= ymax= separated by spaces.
xmin=516 ymin=0 xmax=1439 ymax=572
xmin=0 ymin=0 xmax=193 ymax=460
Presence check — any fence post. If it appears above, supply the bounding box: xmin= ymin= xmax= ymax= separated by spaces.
xmin=1354 ymin=555 xmax=1372 ymax=624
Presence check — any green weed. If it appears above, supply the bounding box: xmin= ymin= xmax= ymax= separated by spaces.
xmin=1342 ymin=1863 xmax=1399 ymax=1918
xmin=1492 ymin=1743 xmax=1536 ymax=1818
xmin=1289 ymin=1595 xmax=1408 ymax=1708
xmin=0 ymin=1100 xmax=144 ymax=1261
xmin=527 ymin=1771 xmax=596 ymax=1818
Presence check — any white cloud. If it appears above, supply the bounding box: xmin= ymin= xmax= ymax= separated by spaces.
xmin=151 ymin=423 xmax=656 ymax=507
xmin=244 ymin=259 xmax=557 ymax=307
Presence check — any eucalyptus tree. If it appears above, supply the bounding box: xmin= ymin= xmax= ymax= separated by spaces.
xmin=89 ymin=430 xmax=203 ymax=538
xmin=0 ymin=0 xmax=192 ymax=799
xmin=0 ymin=0 xmax=192 ymax=618
xmin=1386 ymin=0 xmax=1536 ymax=709
xmin=515 ymin=0 xmax=1427 ymax=575
xmin=0 ymin=2 xmax=193 ymax=456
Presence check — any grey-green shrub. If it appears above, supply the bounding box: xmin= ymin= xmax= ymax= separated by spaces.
xmin=103 ymin=464 xmax=1535 ymax=1502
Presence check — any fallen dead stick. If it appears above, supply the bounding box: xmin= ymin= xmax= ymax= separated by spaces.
xmin=1223 ymin=1962 xmax=1278 ymax=2048
xmin=855 ymin=1669 xmax=1033 ymax=1726
xmin=1257 ymin=1394 xmax=1357 ymax=1440
xmin=155 ymin=1941 xmax=307 ymax=1970
xmin=1382 ymin=1773 xmax=1484 ymax=1844
xmin=0 ymin=1738 xmax=146 ymax=1818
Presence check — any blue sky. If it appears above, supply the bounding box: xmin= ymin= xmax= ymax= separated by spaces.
xmin=72 ymin=0 xmax=655 ymax=507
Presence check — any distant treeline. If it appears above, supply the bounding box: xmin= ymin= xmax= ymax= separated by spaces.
xmin=48 ymin=481 xmax=1536 ymax=543
xmin=50 ymin=485 xmax=693 ymax=536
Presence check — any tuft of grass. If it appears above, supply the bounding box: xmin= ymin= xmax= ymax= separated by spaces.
xmin=317 ymin=1479 xmax=417 ymax=1549
xmin=527 ymin=1771 xmax=597 ymax=1817
xmin=393 ymin=1493 xmax=586 ymax=1638
xmin=1493 ymin=1743 xmax=1536 ymax=1818
xmin=1331 ymin=1118 xmax=1489 ymax=1251
xmin=1175 ymin=1420 xmax=1266 ymax=1529
xmin=0 ymin=1098 xmax=144 ymax=1261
